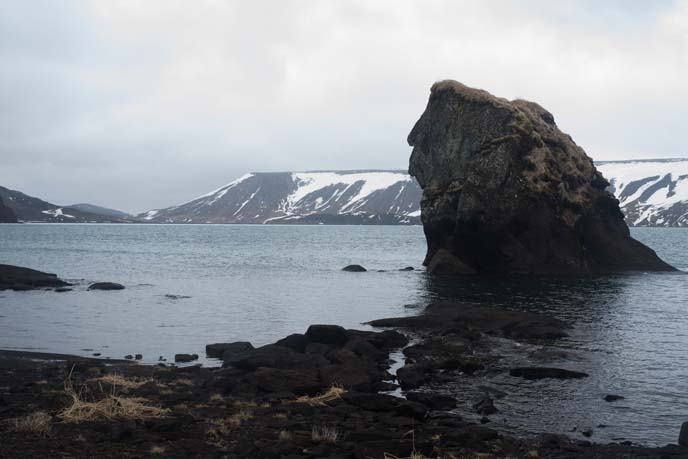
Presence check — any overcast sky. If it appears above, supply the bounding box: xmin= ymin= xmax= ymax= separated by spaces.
xmin=1 ymin=0 xmax=687 ymax=213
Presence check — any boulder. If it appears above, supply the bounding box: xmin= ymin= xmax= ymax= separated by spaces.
xmin=473 ymin=396 xmax=498 ymax=415
xmin=408 ymin=80 xmax=675 ymax=275
xmin=342 ymin=264 xmax=367 ymax=272
xmin=406 ymin=392 xmax=457 ymax=411
xmin=0 ymin=264 xmax=70 ymax=290
xmin=88 ymin=282 xmax=125 ymax=291
xmin=275 ymin=333 xmax=310 ymax=353
xmin=174 ymin=353 xmax=198 ymax=363
xmin=509 ymin=367 xmax=588 ymax=380
xmin=305 ymin=324 xmax=349 ymax=347
xmin=222 ymin=344 xmax=325 ymax=370
xmin=253 ymin=367 xmax=322 ymax=395
xmin=205 ymin=341 xmax=253 ymax=359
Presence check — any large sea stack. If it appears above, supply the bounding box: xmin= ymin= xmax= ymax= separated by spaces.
xmin=0 ymin=197 xmax=17 ymax=223
xmin=408 ymin=81 xmax=674 ymax=275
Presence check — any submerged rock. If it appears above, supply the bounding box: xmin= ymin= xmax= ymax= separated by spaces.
xmin=604 ymin=394 xmax=625 ymax=402
xmin=88 ymin=282 xmax=125 ymax=291
xmin=509 ymin=367 xmax=588 ymax=380
xmin=0 ymin=264 xmax=70 ymax=290
xmin=408 ymin=80 xmax=675 ymax=275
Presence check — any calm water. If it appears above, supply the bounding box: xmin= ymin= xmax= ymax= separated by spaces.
xmin=1 ymin=224 xmax=687 ymax=445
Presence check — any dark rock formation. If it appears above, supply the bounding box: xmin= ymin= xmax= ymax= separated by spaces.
xmin=0 ymin=264 xmax=70 ymax=290
xmin=205 ymin=341 xmax=253 ymax=359
xmin=342 ymin=264 xmax=367 ymax=272
xmin=88 ymin=282 xmax=125 ymax=291
xmin=174 ymin=353 xmax=198 ymax=363
xmin=408 ymin=80 xmax=675 ymax=274
xmin=0 ymin=197 xmax=17 ymax=223
xmin=680 ymin=421 xmax=688 ymax=446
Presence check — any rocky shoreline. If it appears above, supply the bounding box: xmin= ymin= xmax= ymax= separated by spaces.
xmin=1 ymin=301 xmax=686 ymax=458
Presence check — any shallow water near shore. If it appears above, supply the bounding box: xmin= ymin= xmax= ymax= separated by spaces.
xmin=1 ymin=223 xmax=687 ymax=445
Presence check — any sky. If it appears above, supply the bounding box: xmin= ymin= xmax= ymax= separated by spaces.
xmin=1 ymin=0 xmax=687 ymax=214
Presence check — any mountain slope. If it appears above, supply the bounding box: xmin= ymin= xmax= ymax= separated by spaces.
xmin=0 ymin=186 xmax=136 ymax=223
xmin=139 ymin=161 xmax=688 ymax=226
xmin=67 ymin=203 xmax=132 ymax=219
xmin=139 ymin=171 xmax=421 ymax=224
xmin=597 ymin=159 xmax=688 ymax=227
xmin=0 ymin=197 xmax=17 ymax=223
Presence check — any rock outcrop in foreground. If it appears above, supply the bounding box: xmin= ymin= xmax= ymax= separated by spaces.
xmin=408 ymin=81 xmax=675 ymax=275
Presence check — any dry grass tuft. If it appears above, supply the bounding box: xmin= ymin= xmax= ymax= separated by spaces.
xmin=6 ymin=411 xmax=51 ymax=435
xmin=89 ymin=373 xmax=153 ymax=390
xmin=58 ymin=378 xmax=168 ymax=423
xmin=278 ymin=429 xmax=293 ymax=442
xmin=209 ymin=393 xmax=224 ymax=403
xmin=311 ymin=424 xmax=339 ymax=444
xmin=292 ymin=385 xmax=346 ymax=406
xmin=229 ymin=408 xmax=253 ymax=426
xmin=149 ymin=445 xmax=167 ymax=455
xmin=233 ymin=399 xmax=269 ymax=409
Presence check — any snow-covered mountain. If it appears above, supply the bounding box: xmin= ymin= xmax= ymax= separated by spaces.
xmin=597 ymin=159 xmax=688 ymax=227
xmin=139 ymin=160 xmax=688 ymax=226
xmin=138 ymin=171 xmax=421 ymax=224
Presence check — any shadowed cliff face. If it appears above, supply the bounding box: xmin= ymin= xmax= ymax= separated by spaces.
xmin=408 ymin=80 xmax=675 ymax=275
xmin=0 ymin=197 xmax=17 ymax=223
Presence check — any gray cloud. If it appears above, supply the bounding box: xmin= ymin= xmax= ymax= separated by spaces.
xmin=1 ymin=0 xmax=687 ymax=213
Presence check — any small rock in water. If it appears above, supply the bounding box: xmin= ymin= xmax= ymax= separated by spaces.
xmin=582 ymin=429 xmax=593 ymax=438
xmin=509 ymin=367 xmax=588 ymax=380
xmin=165 ymin=294 xmax=191 ymax=300
xmin=89 ymin=282 xmax=125 ymax=291
xmin=124 ymin=354 xmax=133 ymax=360
xmin=604 ymin=394 xmax=625 ymax=402
xmin=134 ymin=354 xmax=143 ymax=360
xmin=54 ymin=287 xmax=72 ymax=293
xmin=175 ymin=353 xmax=199 ymax=363
xmin=92 ymin=353 xmax=101 ymax=357
xmin=679 ymin=421 xmax=688 ymax=446
xmin=473 ymin=396 xmax=498 ymax=415
xmin=342 ymin=264 xmax=367 ymax=272
xmin=399 ymin=266 xmax=414 ymax=271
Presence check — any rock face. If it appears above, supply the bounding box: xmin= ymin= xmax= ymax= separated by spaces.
xmin=0 ymin=197 xmax=17 ymax=223
xmin=408 ymin=81 xmax=675 ymax=274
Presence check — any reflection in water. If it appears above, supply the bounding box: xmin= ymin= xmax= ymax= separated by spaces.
xmin=414 ymin=271 xmax=688 ymax=446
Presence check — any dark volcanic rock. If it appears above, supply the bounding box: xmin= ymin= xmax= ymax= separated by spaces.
xmin=406 ymin=391 xmax=457 ymax=411
xmin=253 ymin=367 xmax=321 ymax=395
xmin=342 ymin=264 xmax=367 ymax=272
xmin=369 ymin=301 xmax=568 ymax=340
xmin=680 ymin=421 xmax=688 ymax=446
xmin=473 ymin=396 xmax=498 ymax=415
xmin=408 ymin=80 xmax=675 ymax=274
xmin=174 ymin=353 xmax=198 ymax=363
xmin=0 ymin=197 xmax=17 ymax=223
xmin=0 ymin=264 xmax=70 ymax=290
xmin=509 ymin=367 xmax=588 ymax=380
xmin=305 ymin=324 xmax=349 ymax=347
xmin=88 ymin=282 xmax=125 ymax=291
xmin=205 ymin=341 xmax=254 ymax=358
xmin=604 ymin=394 xmax=625 ymax=402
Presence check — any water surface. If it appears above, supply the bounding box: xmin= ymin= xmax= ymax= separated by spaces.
xmin=0 ymin=224 xmax=686 ymax=445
